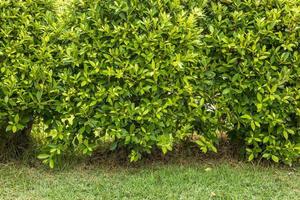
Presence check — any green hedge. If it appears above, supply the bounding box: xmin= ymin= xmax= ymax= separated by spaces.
xmin=0 ymin=0 xmax=57 ymax=154
xmin=202 ymin=0 xmax=300 ymax=165
xmin=0 ymin=0 xmax=299 ymax=167
xmin=40 ymin=0 xmax=220 ymax=167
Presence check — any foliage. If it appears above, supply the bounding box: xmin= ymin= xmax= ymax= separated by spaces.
xmin=40 ymin=0 xmax=220 ymax=167
xmin=1 ymin=0 xmax=299 ymax=167
xmin=202 ymin=0 xmax=300 ymax=165
xmin=0 ymin=0 xmax=57 ymax=153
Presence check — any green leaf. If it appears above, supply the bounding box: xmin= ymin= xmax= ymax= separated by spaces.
xmin=49 ymin=159 xmax=55 ymax=169
xmin=12 ymin=126 xmax=17 ymax=133
xmin=222 ymin=88 xmax=231 ymax=95
xmin=162 ymin=146 xmax=168 ymax=154
xmin=200 ymin=98 xmax=205 ymax=107
xmin=256 ymin=103 xmax=262 ymax=111
xmin=14 ymin=114 xmax=19 ymax=123
xmin=271 ymin=155 xmax=279 ymax=163
xmin=241 ymin=114 xmax=252 ymax=120
xmin=37 ymin=154 xmax=50 ymax=159
xmin=283 ymin=130 xmax=288 ymax=140
xmin=254 ymin=121 xmax=260 ymax=128
xmin=262 ymin=153 xmax=270 ymax=158
xmin=130 ymin=124 xmax=135 ymax=134
xmin=251 ymin=121 xmax=255 ymax=131
xmin=257 ymin=93 xmax=262 ymax=102
xmin=81 ymin=81 xmax=87 ymax=87
xmin=248 ymin=154 xmax=254 ymax=161
xmin=263 ymin=136 xmax=269 ymax=143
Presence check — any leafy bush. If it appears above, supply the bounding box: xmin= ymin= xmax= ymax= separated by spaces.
xmin=202 ymin=0 xmax=300 ymax=164
xmin=0 ymin=0 xmax=57 ymax=155
xmin=1 ymin=0 xmax=299 ymax=166
xmin=38 ymin=0 xmax=222 ymax=166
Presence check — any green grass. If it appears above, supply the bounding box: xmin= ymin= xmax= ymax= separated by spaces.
xmin=0 ymin=160 xmax=299 ymax=200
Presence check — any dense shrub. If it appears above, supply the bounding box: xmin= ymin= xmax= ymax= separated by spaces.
xmin=1 ymin=0 xmax=299 ymax=166
xmin=39 ymin=0 xmax=221 ymax=166
xmin=0 ymin=0 xmax=57 ymax=155
xmin=202 ymin=0 xmax=300 ymax=164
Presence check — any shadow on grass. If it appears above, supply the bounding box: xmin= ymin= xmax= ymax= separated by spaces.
xmin=1 ymin=140 xmax=299 ymax=173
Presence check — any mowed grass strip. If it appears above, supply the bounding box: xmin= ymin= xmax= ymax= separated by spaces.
xmin=0 ymin=161 xmax=299 ymax=200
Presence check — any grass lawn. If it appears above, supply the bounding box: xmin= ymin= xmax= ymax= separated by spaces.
xmin=0 ymin=159 xmax=299 ymax=200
